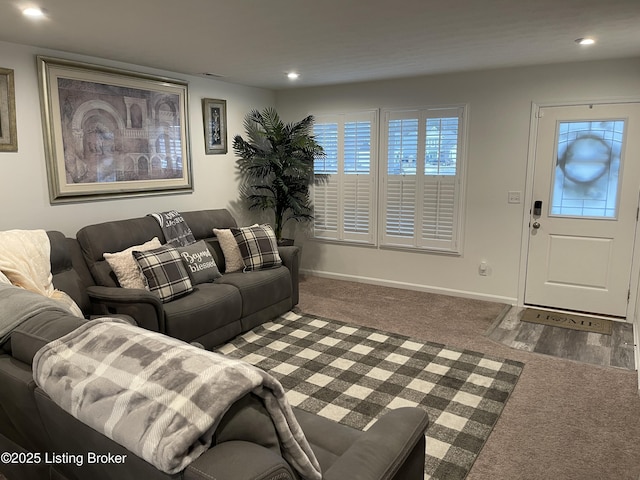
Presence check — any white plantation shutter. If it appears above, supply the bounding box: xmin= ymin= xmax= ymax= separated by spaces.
xmin=313 ymin=123 xmax=338 ymax=174
xmin=344 ymin=121 xmax=370 ymax=173
xmin=422 ymin=176 xmax=457 ymax=248
xmin=313 ymin=122 xmax=339 ymax=239
xmin=382 ymin=106 xmax=464 ymax=253
xmin=385 ymin=176 xmax=416 ymax=239
xmin=313 ymin=176 xmax=339 ymax=237
xmin=343 ymin=176 xmax=370 ymax=232
xmin=343 ymin=119 xmax=374 ymax=241
xmin=314 ymin=112 xmax=377 ymax=244
xmin=384 ymin=114 xmax=419 ymax=245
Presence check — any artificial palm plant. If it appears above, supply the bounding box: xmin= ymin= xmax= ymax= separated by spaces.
xmin=232 ymin=107 xmax=325 ymax=243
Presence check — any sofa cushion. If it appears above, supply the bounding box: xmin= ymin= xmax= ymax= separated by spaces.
xmin=103 ymin=237 xmax=161 ymax=289
xmin=232 ymin=224 xmax=282 ymax=271
xmin=181 ymin=209 xmax=238 ymax=238
xmin=213 ymin=228 xmax=245 ymax=273
xmin=177 ymin=240 xmax=222 ymax=284
xmin=10 ymin=312 xmax=85 ymax=365
xmin=161 ymin=283 xmax=242 ymax=345
xmin=216 ymin=266 xmax=291 ymax=317
xmin=133 ymin=245 xmax=193 ymax=302
xmin=179 ymin=209 xmax=239 ymax=275
xmin=76 ymin=216 xmax=163 ymax=287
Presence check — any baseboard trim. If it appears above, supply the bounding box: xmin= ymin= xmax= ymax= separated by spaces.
xmin=301 ymin=269 xmax=517 ymax=305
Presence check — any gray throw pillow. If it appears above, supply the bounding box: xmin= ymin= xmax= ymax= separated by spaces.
xmin=177 ymin=240 xmax=222 ymax=284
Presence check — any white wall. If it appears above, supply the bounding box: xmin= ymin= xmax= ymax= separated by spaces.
xmin=276 ymin=58 xmax=640 ymax=303
xmin=2 ymin=41 xmax=639 ymax=305
xmin=0 ymin=40 xmax=275 ymax=236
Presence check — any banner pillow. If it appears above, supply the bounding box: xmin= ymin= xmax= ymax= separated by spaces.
xmin=177 ymin=240 xmax=222 ymax=284
xmin=104 ymin=237 xmax=162 ymax=289
xmin=231 ymin=224 xmax=282 ymax=271
xmin=133 ymin=245 xmax=193 ymax=302
xmin=213 ymin=228 xmax=246 ymax=273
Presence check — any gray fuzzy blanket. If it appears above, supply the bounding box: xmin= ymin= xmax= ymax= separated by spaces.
xmin=33 ymin=319 xmax=321 ymax=478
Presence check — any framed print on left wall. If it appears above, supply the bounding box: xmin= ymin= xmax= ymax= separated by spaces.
xmin=37 ymin=56 xmax=193 ymax=203
xmin=0 ymin=67 xmax=18 ymax=152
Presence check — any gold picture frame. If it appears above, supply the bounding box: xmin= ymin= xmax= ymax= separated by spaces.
xmin=0 ymin=67 xmax=18 ymax=152
xmin=37 ymin=56 xmax=193 ymax=203
xmin=202 ymin=98 xmax=227 ymax=154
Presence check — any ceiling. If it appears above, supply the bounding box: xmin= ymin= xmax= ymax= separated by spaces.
xmin=1 ymin=0 xmax=640 ymax=90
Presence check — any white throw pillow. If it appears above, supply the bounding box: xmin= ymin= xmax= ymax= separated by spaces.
xmin=213 ymin=228 xmax=246 ymax=273
xmin=104 ymin=237 xmax=161 ymax=289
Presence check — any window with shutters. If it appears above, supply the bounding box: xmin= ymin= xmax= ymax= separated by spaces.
xmin=312 ymin=105 xmax=465 ymax=254
xmin=381 ymin=106 xmax=465 ymax=253
xmin=313 ymin=111 xmax=377 ymax=244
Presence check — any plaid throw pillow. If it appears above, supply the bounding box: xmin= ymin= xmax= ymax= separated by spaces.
xmin=231 ymin=224 xmax=282 ymax=271
xmin=133 ymin=245 xmax=193 ymax=302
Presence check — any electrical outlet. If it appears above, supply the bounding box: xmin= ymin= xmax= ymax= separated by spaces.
xmin=479 ymin=261 xmax=488 ymax=276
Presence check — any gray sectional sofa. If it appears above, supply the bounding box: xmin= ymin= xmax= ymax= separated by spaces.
xmin=0 ymin=212 xmax=430 ymax=480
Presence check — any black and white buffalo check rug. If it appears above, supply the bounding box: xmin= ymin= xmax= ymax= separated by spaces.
xmin=217 ymin=311 xmax=524 ymax=480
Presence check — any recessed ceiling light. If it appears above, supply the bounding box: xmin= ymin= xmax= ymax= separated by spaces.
xmin=22 ymin=7 xmax=45 ymax=17
xmin=575 ymin=37 xmax=595 ymax=46
xmin=287 ymin=72 xmax=300 ymax=80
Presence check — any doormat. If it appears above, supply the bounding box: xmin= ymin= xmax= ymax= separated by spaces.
xmin=217 ymin=311 xmax=524 ymax=480
xmin=521 ymin=308 xmax=613 ymax=335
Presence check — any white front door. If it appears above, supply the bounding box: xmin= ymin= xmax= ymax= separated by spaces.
xmin=525 ymin=103 xmax=640 ymax=318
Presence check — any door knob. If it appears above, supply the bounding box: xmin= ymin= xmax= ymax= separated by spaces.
xmin=532 ymin=221 xmax=541 ymax=229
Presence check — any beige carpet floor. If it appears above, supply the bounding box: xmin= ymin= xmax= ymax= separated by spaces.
xmin=297 ymin=275 xmax=640 ymax=480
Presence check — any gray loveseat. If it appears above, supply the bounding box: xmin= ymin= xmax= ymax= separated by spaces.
xmin=0 ymin=229 xmax=430 ymax=480
xmin=76 ymin=209 xmax=299 ymax=349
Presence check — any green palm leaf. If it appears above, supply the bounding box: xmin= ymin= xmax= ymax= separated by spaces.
xmin=233 ymin=108 xmax=325 ymax=241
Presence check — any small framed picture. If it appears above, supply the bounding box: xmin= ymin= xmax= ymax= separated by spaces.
xmin=0 ymin=67 xmax=18 ymax=152
xmin=202 ymin=98 xmax=227 ymax=154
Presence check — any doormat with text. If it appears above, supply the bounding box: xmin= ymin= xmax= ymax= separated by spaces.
xmin=521 ymin=308 xmax=613 ymax=335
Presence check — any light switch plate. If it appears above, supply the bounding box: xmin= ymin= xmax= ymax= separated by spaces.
xmin=508 ymin=191 xmax=521 ymax=204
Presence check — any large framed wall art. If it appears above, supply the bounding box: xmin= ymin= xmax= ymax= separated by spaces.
xmin=37 ymin=56 xmax=192 ymax=203
xmin=0 ymin=67 xmax=18 ymax=152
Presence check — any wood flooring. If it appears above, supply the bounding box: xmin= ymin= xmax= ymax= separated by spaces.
xmin=487 ymin=306 xmax=636 ymax=370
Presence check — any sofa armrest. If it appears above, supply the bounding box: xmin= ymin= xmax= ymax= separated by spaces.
xmin=323 ymin=407 xmax=429 ymax=480
xmin=184 ymin=441 xmax=296 ymax=480
xmin=278 ymin=245 xmax=300 ymax=306
xmin=86 ymin=286 xmax=164 ymax=332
